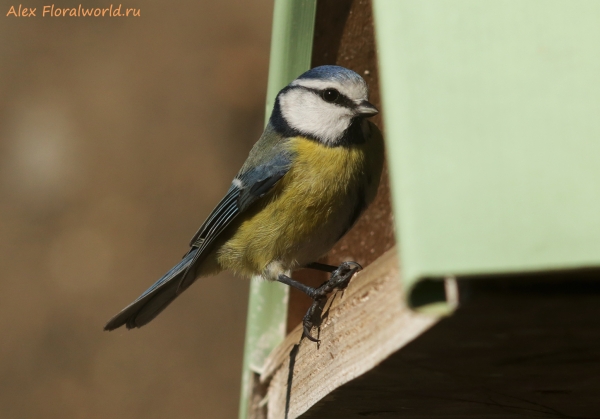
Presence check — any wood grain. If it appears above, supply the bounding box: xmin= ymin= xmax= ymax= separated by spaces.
xmin=259 ymin=248 xmax=440 ymax=419
xmin=299 ymin=276 xmax=600 ymax=418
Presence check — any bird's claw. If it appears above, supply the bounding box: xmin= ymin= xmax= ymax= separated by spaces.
xmin=329 ymin=261 xmax=362 ymax=290
xmin=301 ymin=261 xmax=361 ymax=342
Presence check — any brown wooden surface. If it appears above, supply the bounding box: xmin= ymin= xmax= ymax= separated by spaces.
xmin=300 ymin=276 xmax=600 ymax=418
xmin=286 ymin=0 xmax=395 ymax=334
xmin=262 ymin=248 xmax=440 ymax=419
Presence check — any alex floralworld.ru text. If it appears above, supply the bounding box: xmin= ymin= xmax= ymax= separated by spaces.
xmin=7 ymin=4 xmax=141 ymax=17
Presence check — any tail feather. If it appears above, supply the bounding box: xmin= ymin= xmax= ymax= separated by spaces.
xmin=125 ymin=280 xmax=180 ymax=329
xmin=104 ymin=249 xmax=198 ymax=331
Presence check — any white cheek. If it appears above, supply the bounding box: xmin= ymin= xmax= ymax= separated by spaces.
xmin=280 ymin=90 xmax=353 ymax=145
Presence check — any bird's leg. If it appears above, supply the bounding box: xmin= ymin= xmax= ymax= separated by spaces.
xmin=276 ymin=274 xmax=320 ymax=299
xmin=276 ymin=261 xmax=362 ymax=342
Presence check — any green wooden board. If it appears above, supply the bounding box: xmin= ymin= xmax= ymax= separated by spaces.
xmin=374 ymin=0 xmax=600 ymax=305
xmin=238 ymin=1 xmax=316 ymax=418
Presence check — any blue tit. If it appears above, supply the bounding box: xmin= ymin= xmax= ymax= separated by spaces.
xmin=105 ymin=65 xmax=384 ymax=341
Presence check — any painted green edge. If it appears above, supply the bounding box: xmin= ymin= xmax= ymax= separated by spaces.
xmin=372 ymin=0 xmax=451 ymax=312
xmin=238 ymin=1 xmax=317 ymax=418
xmin=373 ymin=0 xmax=600 ymax=311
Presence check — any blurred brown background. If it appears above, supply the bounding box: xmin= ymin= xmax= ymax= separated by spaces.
xmin=0 ymin=1 xmax=273 ymax=417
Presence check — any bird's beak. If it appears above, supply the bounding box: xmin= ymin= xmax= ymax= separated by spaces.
xmin=356 ymin=100 xmax=379 ymax=117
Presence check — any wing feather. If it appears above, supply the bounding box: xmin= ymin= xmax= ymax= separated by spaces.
xmin=179 ymin=158 xmax=290 ymax=290
xmin=104 ymin=136 xmax=293 ymax=330
xmin=189 ymin=186 xmax=239 ymax=246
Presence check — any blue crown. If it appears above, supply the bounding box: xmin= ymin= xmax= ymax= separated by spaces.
xmin=296 ymin=65 xmax=363 ymax=84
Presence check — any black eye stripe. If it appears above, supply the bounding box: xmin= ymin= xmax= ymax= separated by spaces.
xmin=293 ymin=86 xmax=356 ymax=109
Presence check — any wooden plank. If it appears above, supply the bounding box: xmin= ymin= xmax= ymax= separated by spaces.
xmin=299 ymin=276 xmax=600 ymax=418
xmin=259 ymin=248 xmax=441 ymax=419
xmin=374 ymin=0 xmax=600 ymax=289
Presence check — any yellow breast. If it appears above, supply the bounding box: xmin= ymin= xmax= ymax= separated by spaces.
xmin=216 ymin=123 xmax=383 ymax=278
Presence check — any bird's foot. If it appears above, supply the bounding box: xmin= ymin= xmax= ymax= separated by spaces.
xmin=302 ymin=298 xmax=326 ymax=343
xmin=276 ymin=261 xmax=362 ymax=342
xmin=301 ymin=261 xmax=362 ymax=342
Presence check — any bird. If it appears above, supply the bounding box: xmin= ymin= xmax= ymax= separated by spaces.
xmin=104 ymin=65 xmax=384 ymax=341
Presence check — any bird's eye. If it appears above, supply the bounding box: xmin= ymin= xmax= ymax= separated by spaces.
xmin=321 ymin=88 xmax=340 ymax=103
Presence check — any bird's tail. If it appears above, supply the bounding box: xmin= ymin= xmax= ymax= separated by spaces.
xmin=104 ymin=249 xmax=198 ymax=331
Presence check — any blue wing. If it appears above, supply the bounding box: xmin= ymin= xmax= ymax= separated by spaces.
xmin=104 ymin=148 xmax=292 ymax=330
xmin=180 ymin=151 xmax=292 ymax=287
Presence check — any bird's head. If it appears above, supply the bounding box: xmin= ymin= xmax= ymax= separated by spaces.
xmin=271 ymin=65 xmax=378 ymax=146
